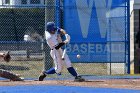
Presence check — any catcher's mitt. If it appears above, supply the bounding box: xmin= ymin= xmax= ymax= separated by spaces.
xmin=4 ymin=51 xmax=11 ymax=62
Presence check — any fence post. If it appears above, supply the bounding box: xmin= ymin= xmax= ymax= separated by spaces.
xmin=43 ymin=39 xmax=53 ymax=71
xmin=55 ymin=0 xmax=60 ymax=27
xmin=44 ymin=0 xmax=55 ymax=71
xmin=127 ymin=0 xmax=130 ymax=74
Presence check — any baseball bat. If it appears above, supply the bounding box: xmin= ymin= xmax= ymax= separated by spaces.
xmin=62 ymin=45 xmax=66 ymax=60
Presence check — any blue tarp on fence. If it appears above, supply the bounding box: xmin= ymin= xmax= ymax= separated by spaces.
xmin=63 ymin=0 xmax=129 ymax=63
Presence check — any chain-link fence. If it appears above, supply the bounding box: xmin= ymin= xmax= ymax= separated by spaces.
xmin=0 ymin=0 xmax=130 ymax=79
xmin=62 ymin=0 xmax=130 ymax=75
xmin=0 ymin=7 xmax=45 ymax=78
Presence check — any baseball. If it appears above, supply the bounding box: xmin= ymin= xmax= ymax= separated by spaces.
xmin=77 ymin=54 xmax=80 ymax=58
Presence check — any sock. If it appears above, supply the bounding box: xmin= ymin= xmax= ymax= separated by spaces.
xmin=44 ymin=68 xmax=56 ymax=74
xmin=67 ymin=67 xmax=78 ymax=77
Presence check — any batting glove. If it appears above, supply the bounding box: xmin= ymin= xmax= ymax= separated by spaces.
xmin=55 ymin=42 xmax=65 ymax=50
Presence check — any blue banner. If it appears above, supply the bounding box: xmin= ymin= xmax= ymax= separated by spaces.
xmin=63 ymin=0 xmax=128 ymax=62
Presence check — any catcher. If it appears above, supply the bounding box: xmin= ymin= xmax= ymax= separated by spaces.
xmin=0 ymin=51 xmax=24 ymax=81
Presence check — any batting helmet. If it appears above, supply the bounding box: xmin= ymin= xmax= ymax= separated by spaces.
xmin=46 ymin=22 xmax=56 ymax=32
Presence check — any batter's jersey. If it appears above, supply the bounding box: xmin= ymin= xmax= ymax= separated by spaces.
xmin=45 ymin=28 xmax=66 ymax=49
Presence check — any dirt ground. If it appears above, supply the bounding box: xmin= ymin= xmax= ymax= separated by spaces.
xmin=0 ymin=79 xmax=140 ymax=90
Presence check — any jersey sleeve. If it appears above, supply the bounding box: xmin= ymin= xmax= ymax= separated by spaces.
xmin=56 ymin=28 xmax=66 ymax=41
xmin=45 ymin=31 xmax=51 ymax=40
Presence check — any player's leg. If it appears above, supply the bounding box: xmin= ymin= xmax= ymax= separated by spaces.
xmin=39 ymin=50 xmax=56 ymax=81
xmin=67 ymin=66 xmax=85 ymax=82
xmin=38 ymin=68 xmax=56 ymax=81
xmin=64 ymin=54 xmax=85 ymax=82
xmin=0 ymin=69 xmax=24 ymax=81
xmin=39 ymin=49 xmax=63 ymax=81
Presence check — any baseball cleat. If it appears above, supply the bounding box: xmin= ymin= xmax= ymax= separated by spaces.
xmin=74 ymin=76 xmax=85 ymax=82
xmin=38 ymin=73 xmax=46 ymax=81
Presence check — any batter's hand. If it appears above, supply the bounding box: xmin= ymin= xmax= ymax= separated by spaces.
xmin=55 ymin=42 xmax=65 ymax=50
xmin=4 ymin=51 xmax=11 ymax=62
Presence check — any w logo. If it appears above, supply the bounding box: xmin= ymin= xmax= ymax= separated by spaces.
xmin=76 ymin=0 xmax=112 ymax=38
xmin=76 ymin=0 xmax=94 ymax=38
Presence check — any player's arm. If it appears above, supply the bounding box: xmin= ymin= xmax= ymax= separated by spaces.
xmin=0 ymin=69 xmax=24 ymax=81
xmin=60 ymin=29 xmax=70 ymax=44
xmin=55 ymin=29 xmax=70 ymax=50
xmin=60 ymin=29 xmax=67 ymax=35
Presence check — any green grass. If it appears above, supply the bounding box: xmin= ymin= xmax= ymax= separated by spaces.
xmin=0 ymin=59 xmax=119 ymax=79
xmin=0 ymin=60 xmax=44 ymax=78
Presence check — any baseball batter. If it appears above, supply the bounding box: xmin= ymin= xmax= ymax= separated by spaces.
xmin=38 ymin=22 xmax=85 ymax=82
